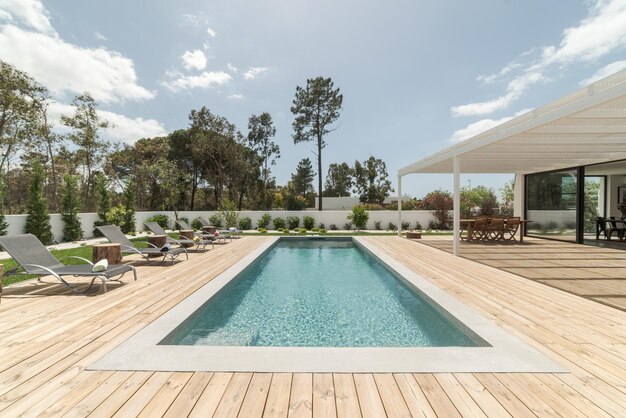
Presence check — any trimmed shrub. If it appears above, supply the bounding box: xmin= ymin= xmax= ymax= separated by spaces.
xmin=146 ymin=214 xmax=169 ymax=229
xmin=374 ymin=220 xmax=382 ymax=230
xmin=191 ymin=217 xmax=203 ymax=230
xmin=60 ymin=174 xmax=83 ymax=242
xmin=311 ymin=227 xmax=320 ymax=232
xmin=219 ymin=198 xmax=239 ymax=228
xmin=298 ymin=228 xmax=307 ymax=234
xmin=319 ymin=228 xmax=327 ymax=234
xmin=401 ymin=221 xmax=411 ymax=230
xmin=239 ymin=217 xmax=252 ymax=230
xmin=122 ymin=181 xmax=136 ymax=233
xmin=24 ymin=160 xmax=53 ymax=245
xmin=348 ymin=206 xmax=369 ymax=230
xmin=302 ymin=216 xmax=315 ymax=230
xmin=330 ymin=224 xmax=338 ymax=230
xmin=281 ymin=228 xmax=290 ymax=234
xmin=92 ymin=174 xmax=112 ymax=237
xmin=286 ymin=216 xmax=300 ymax=230
xmin=344 ymin=222 xmax=352 ymax=230
xmin=414 ymin=221 xmax=423 ymax=230
xmin=258 ymin=228 xmax=268 ymax=234
xmin=209 ymin=214 xmax=223 ymax=228
xmin=273 ymin=217 xmax=286 ymax=230
xmin=106 ymin=205 xmax=132 ymax=230
xmin=258 ymin=213 xmax=272 ymax=229
xmin=318 ymin=222 xmax=325 ymax=229
xmin=428 ymin=220 xmax=438 ymax=230
xmin=388 ymin=222 xmax=396 ymax=231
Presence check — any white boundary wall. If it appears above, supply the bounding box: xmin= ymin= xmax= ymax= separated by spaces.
xmin=6 ymin=210 xmax=437 ymax=242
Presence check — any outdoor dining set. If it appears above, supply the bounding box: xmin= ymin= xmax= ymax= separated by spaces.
xmin=460 ymin=217 xmax=527 ymax=243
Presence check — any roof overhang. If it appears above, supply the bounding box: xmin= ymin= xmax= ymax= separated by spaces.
xmin=399 ymin=70 xmax=626 ymax=176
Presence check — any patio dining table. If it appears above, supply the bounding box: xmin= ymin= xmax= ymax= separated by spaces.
xmin=459 ymin=218 xmax=532 ymax=244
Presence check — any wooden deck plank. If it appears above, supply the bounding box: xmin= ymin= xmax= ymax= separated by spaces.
xmin=0 ymin=236 xmax=623 ymax=417
xmin=263 ymin=373 xmax=292 ymax=418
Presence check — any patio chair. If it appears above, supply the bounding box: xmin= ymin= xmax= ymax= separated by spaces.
xmin=487 ymin=218 xmax=505 ymax=241
xmin=176 ymin=220 xmax=218 ymax=242
xmin=503 ymin=217 xmax=521 ymax=242
xmin=470 ymin=217 xmax=489 ymax=241
xmin=0 ymin=234 xmax=136 ymax=293
xmin=144 ymin=222 xmax=214 ymax=251
xmin=606 ymin=217 xmax=626 ymax=241
xmin=97 ymin=225 xmax=187 ymax=264
xmin=198 ymin=217 xmax=233 ymax=242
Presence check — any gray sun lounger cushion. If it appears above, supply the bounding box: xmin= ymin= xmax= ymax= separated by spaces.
xmin=144 ymin=222 xmax=214 ymax=251
xmin=0 ymin=234 xmax=137 ymax=293
xmin=176 ymin=220 xmax=218 ymax=241
xmin=197 ymin=217 xmax=233 ymax=242
xmin=97 ymin=225 xmax=187 ymax=264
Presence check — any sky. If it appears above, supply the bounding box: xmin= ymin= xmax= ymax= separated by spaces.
xmin=1 ymin=0 xmax=626 ymax=199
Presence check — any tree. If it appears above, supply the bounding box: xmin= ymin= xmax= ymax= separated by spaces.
xmin=348 ymin=205 xmax=369 ymax=230
xmin=499 ymin=179 xmax=515 ymax=217
xmin=61 ymin=92 xmax=110 ymax=206
xmin=92 ymin=173 xmax=112 ymax=236
xmin=460 ymin=185 xmax=499 ymax=218
xmin=353 ymin=156 xmax=393 ymax=204
xmin=122 ymin=179 xmax=136 ymax=233
xmin=291 ymin=158 xmax=315 ymax=198
xmin=421 ymin=189 xmax=453 ymax=229
xmin=247 ymin=112 xmax=279 ymax=208
xmin=291 ymin=76 xmax=343 ymax=211
xmin=60 ymin=174 xmax=83 ymax=241
xmin=24 ymin=160 xmax=53 ymax=244
xmin=324 ymin=162 xmax=353 ymax=197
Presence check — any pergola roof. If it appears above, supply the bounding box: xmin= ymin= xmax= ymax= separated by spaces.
xmin=399 ymin=70 xmax=626 ymax=175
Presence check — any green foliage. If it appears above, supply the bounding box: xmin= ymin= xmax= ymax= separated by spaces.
xmin=219 ymin=198 xmax=239 ymax=228
xmin=415 ymin=221 xmax=423 ymax=230
xmin=258 ymin=228 xmax=268 ymax=234
xmin=374 ymin=220 xmax=382 ymax=230
xmin=387 ymin=222 xmax=396 ymax=231
xmin=106 ymin=205 xmax=132 ymax=231
xmin=353 ymin=156 xmax=393 ymax=204
xmin=311 ymin=227 xmax=320 ymax=232
xmin=60 ymin=174 xmax=83 ymax=242
xmin=460 ymin=185 xmax=499 ymax=218
xmin=319 ymin=228 xmax=327 ymax=234
xmin=258 ymin=213 xmax=272 ymax=229
xmin=238 ymin=216 xmax=252 ymax=230
xmin=298 ymin=228 xmax=307 ymax=234
xmin=24 ymin=160 xmax=53 ymax=245
xmin=347 ymin=206 xmax=369 ymax=230
xmin=92 ymin=174 xmax=112 ymax=236
xmin=291 ymin=158 xmax=315 ymax=197
xmin=209 ymin=213 xmax=224 ymax=228
xmin=247 ymin=112 xmax=280 ymax=209
xmin=318 ymin=222 xmax=325 ymax=229
xmin=121 ymin=180 xmax=136 ymax=233
xmin=499 ymin=180 xmax=515 ymax=218
xmin=401 ymin=199 xmax=419 ymax=210
xmin=324 ymin=162 xmax=353 ymax=197
xmin=344 ymin=222 xmax=352 ymax=230
xmin=291 ymin=76 xmax=343 ymax=210
xmin=191 ymin=218 xmax=203 ymax=230
xmin=146 ymin=214 xmax=169 ymax=229
xmin=401 ymin=221 xmax=410 ymax=230
xmin=286 ymin=216 xmax=300 ymax=229
xmin=330 ymin=224 xmax=338 ymax=230
xmin=281 ymin=228 xmax=290 ymax=234
xmin=302 ymin=216 xmax=315 ymax=230
xmin=273 ymin=217 xmax=286 ymax=230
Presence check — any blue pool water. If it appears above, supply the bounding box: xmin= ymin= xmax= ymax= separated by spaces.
xmin=163 ymin=238 xmax=481 ymax=347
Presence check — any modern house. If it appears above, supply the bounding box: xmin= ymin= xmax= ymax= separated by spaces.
xmin=397 ymin=70 xmax=626 ymax=254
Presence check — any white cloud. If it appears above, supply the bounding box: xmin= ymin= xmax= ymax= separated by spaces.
xmin=0 ymin=0 xmax=54 ymax=35
xmin=162 ymin=71 xmax=231 ymax=92
xmin=48 ymin=102 xmax=167 ymax=144
xmin=244 ymin=66 xmax=269 ymax=80
xmin=227 ymin=63 xmax=238 ymax=73
xmin=453 ymin=0 xmax=626 ymax=117
xmin=0 ymin=25 xmax=155 ymax=103
xmin=476 ymin=62 xmax=522 ymax=84
xmin=579 ymin=60 xmax=626 ymax=85
xmin=207 ymin=27 xmax=217 ymax=37
xmin=181 ymin=49 xmax=207 ymax=71
xmin=227 ymin=93 xmax=243 ymax=100
xmin=94 ymin=31 xmax=108 ymax=41
xmin=450 ymin=109 xmax=531 ymax=142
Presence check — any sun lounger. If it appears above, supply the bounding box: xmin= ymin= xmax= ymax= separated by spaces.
xmin=97 ymin=225 xmax=187 ymax=264
xmin=198 ymin=217 xmax=233 ymax=242
xmin=176 ymin=220 xmax=219 ymax=242
xmin=144 ymin=222 xmax=214 ymax=251
xmin=0 ymin=234 xmax=136 ymax=293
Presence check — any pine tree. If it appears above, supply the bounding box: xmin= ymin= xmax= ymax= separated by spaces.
xmin=92 ymin=174 xmax=112 ymax=236
xmin=0 ymin=173 xmax=8 ymax=235
xmin=25 ymin=160 xmax=53 ymax=245
xmin=60 ymin=174 xmax=83 ymax=241
xmin=122 ymin=180 xmax=136 ymax=234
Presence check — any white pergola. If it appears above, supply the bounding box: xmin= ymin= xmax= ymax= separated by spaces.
xmin=397 ymin=69 xmax=626 ymax=255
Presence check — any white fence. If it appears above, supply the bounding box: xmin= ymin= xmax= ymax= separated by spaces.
xmin=6 ymin=210 xmax=438 ymax=242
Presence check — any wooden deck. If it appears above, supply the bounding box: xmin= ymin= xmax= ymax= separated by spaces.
xmin=419 ymin=237 xmax=626 ymax=311
xmin=0 ymin=236 xmax=625 ymax=417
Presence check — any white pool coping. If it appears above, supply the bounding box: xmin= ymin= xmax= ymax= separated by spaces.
xmin=89 ymin=237 xmax=566 ymax=373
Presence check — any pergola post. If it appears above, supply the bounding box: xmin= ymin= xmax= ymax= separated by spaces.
xmin=397 ymin=174 xmax=402 ymax=237
xmin=453 ymin=156 xmax=460 ymax=256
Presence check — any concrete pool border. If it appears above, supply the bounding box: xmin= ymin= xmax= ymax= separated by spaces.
xmin=89 ymin=236 xmax=566 ymax=373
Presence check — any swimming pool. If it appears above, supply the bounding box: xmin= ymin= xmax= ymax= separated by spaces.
xmin=90 ymin=236 xmax=565 ymax=372
xmin=163 ymin=238 xmax=482 ymax=347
